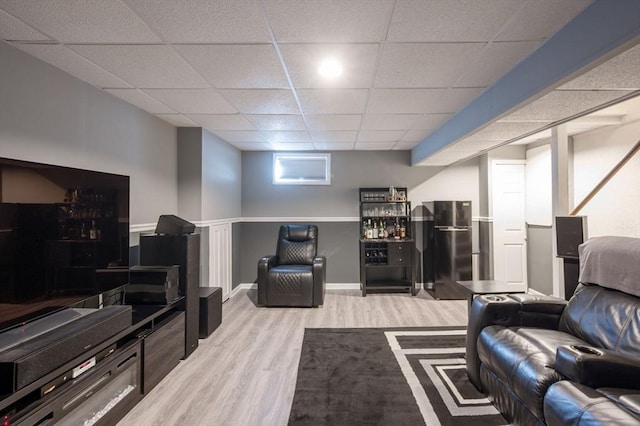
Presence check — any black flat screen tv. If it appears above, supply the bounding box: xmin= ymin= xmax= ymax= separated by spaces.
xmin=0 ymin=158 xmax=130 ymax=332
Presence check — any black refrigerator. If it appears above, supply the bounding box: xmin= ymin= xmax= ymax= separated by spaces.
xmin=423 ymin=201 xmax=473 ymax=299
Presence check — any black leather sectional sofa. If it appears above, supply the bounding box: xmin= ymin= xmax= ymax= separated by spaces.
xmin=466 ymin=236 xmax=640 ymax=425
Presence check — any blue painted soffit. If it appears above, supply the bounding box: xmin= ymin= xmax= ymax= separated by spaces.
xmin=411 ymin=0 xmax=640 ymax=166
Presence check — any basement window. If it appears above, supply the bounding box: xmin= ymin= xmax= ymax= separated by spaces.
xmin=273 ymin=153 xmax=331 ymax=185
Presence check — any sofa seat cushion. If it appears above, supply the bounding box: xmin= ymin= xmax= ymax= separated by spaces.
xmin=478 ymin=325 xmax=588 ymax=421
xmin=544 ymin=381 xmax=640 ymax=425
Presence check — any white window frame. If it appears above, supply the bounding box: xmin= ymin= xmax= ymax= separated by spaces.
xmin=272 ymin=153 xmax=331 ymax=185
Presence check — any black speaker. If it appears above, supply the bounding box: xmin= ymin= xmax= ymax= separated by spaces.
xmin=155 ymin=215 xmax=195 ymax=235
xmin=139 ymin=234 xmax=200 ymax=359
xmin=0 ymin=305 xmax=131 ymax=394
xmin=556 ymin=216 xmax=588 ymax=258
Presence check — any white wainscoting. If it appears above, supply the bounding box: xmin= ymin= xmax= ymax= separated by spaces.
xmin=205 ymin=222 xmax=232 ymax=301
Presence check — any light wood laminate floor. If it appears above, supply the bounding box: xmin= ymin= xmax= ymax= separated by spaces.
xmin=118 ymin=289 xmax=467 ymax=426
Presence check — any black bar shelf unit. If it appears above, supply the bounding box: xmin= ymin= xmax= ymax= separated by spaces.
xmin=359 ymin=188 xmax=416 ymax=296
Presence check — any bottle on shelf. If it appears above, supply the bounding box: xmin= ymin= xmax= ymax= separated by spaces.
xmin=366 ymin=219 xmax=373 ymax=239
xmin=89 ymin=220 xmax=99 ymax=240
xmin=400 ymin=220 xmax=407 ymax=239
xmin=80 ymin=222 xmax=88 ymax=239
xmin=394 ymin=220 xmax=400 ymax=240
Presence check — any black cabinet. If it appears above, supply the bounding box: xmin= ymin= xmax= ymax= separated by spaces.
xmin=359 ymin=188 xmax=415 ymax=296
xmin=140 ymin=234 xmax=200 ymax=359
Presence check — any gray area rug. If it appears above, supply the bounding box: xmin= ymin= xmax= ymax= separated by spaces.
xmin=288 ymin=327 xmax=508 ymax=425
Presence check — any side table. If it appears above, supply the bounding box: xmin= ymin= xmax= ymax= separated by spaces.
xmin=455 ymin=280 xmax=526 ymax=310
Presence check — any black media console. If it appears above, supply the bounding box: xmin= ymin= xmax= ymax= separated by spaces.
xmin=0 ymin=300 xmax=184 ymax=425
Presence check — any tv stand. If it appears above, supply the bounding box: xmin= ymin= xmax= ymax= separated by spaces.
xmin=0 ymin=300 xmax=184 ymax=425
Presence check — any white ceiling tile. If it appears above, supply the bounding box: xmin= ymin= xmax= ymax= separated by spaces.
xmin=105 ymin=89 xmax=175 ymax=114
xmin=261 ymin=131 xmax=311 ymax=143
xmin=361 ymin=114 xmax=422 ymax=130
xmin=354 ymin=142 xmax=397 ymax=150
xmin=454 ymin=41 xmax=541 ymax=87
xmin=262 ymin=0 xmax=395 ymax=42
xmin=435 ymin=88 xmax=485 ymax=113
xmin=229 ymin=142 xmax=273 ymax=151
xmin=305 ymin=114 xmax=362 ymax=130
xmin=0 ymin=10 xmax=50 ymax=41
xmin=367 ymin=89 xmax=446 ymax=113
xmin=212 ymin=131 xmax=266 ymax=143
xmin=387 ymin=0 xmax=522 ymax=42
xmin=143 ymin=89 xmax=237 ymax=114
xmin=559 ymin=44 xmax=640 ymax=90
xmin=279 ymin=43 xmax=379 ymax=89
xmin=357 ymin=130 xmax=405 ymax=142
xmin=69 ymin=45 xmax=209 ymax=88
xmin=270 ymin=142 xmax=315 ymax=151
xmin=401 ymin=130 xmax=432 ymax=142
xmin=466 ymin=121 xmax=549 ymax=141
xmin=297 ymin=89 xmax=368 ymax=114
xmin=219 ymin=89 xmax=300 ymax=114
xmin=496 ymin=0 xmax=593 ymax=41
xmin=412 ymin=114 xmax=453 ymax=130
xmin=186 ymin=114 xmax=254 ymax=131
xmin=309 ymin=131 xmax=357 ymax=142
xmin=0 ymin=0 xmax=161 ymax=43
xmin=312 ymin=142 xmax=355 ymax=150
xmin=16 ymin=44 xmax=132 ymax=88
xmin=122 ymin=0 xmax=271 ymax=43
xmin=244 ymin=114 xmax=306 ymax=131
xmin=375 ymin=43 xmax=484 ymax=88
xmin=155 ymin=114 xmax=198 ymax=127
xmin=507 ymin=90 xmax=634 ymax=121
xmin=393 ymin=142 xmax=418 ymax=150
xmin=453 ymin=138 xmax=505 ymax=151
xmin=175 ymin=44 xmax=289 ymax=89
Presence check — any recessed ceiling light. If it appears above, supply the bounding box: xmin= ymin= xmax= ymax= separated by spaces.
xmin=319 ymin=58 xmax=343 ymax=79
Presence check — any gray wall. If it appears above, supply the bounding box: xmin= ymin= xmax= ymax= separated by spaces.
xmin=0 ymin=41 xmax=178 ymax=226
xmin=177 ymin=128 xmax=242 ymax=222
xmin=527 ymin=225 xmax=554 ymax=295
xmin=242 ymin=151 xmax=442 ymax=217
xmin=238 ymin=150 xmax=456 ymax=286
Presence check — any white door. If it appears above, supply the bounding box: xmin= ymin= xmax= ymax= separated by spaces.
xmin=492 ymin=161 xmax=527 ymax=286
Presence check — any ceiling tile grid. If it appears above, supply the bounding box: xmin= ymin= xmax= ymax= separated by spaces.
xmin=2 ymin=0 xmax=633 ymax=159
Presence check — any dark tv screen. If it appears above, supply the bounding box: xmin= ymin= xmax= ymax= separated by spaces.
xmin=0 ymin=158 xmax=130 ymax=332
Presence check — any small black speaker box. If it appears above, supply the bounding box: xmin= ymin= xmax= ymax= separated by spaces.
xmin=556 ymin=216 xmax=588 ymax=258
xmin=155 ymin=215 xmax=195 ymax=235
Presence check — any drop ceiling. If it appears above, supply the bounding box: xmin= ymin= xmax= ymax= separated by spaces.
xmin=1 ymin=0 xmax=638 ymax=164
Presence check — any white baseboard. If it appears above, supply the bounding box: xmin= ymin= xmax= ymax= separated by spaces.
xmin=230 ymin=282 xmax=362 ymax=298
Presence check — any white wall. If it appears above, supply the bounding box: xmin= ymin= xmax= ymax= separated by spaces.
xmin=411 ymin=157 xmax=481 ymax=216
xmin=525 ymin=144 xmax=552 ymax=226
xmin=572 ymin=100 xmax=640 ymax=238
xmin=0 ymin=41 xmax=178 ymax=226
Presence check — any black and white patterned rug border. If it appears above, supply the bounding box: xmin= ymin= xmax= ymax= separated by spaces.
xmin=384 ymin=328 xmax=507 ymax=425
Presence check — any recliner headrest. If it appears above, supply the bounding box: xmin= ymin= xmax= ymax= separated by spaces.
xmin=578 ymin=236 xmax=640 ymax=297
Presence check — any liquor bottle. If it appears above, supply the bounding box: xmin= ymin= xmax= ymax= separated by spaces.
xmin=89 ymin=220 xmax=98 ymax=240
xmin=394 ymin=220 xmax=400 ymax=240
xmin=379 ymin=219 xmax=385 ymax=238
xmin=80 ymin=222 xmax=88 ymax=239
xmin=400 ymin=220 xmax=406 ymax=239
xmin=366 ymin=220 xmax=373 ymax=239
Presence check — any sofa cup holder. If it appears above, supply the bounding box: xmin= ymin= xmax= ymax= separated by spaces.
xmin=484 ymin=295 xmax=505 ymax=302
xmin=571 ymin=345 xmax=602 ymax=356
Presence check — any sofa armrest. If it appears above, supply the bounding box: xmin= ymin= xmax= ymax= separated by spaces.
xmin=312 ymin=256 xmax=326 ymax=306
xmin=555 ymin=345 xmax=640 ymax=390
xmin=257 ymin=255 xmax=278 ymax=306
xmin=466 ymin=293 xmax=567 ymax=391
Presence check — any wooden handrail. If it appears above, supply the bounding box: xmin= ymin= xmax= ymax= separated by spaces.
xmin=570 ymin=138 xmax=640 ymax=215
